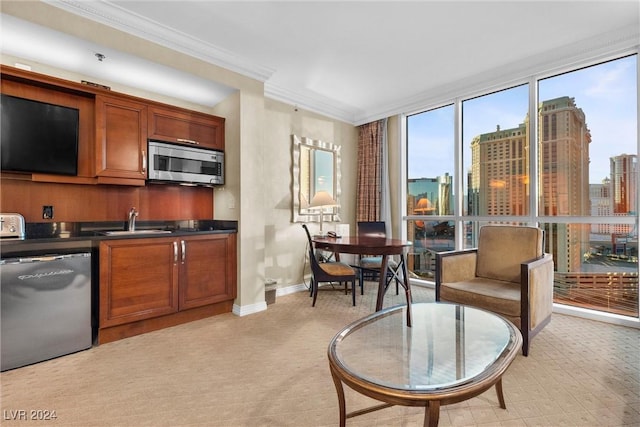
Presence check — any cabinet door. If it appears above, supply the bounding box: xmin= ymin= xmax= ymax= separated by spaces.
xmin=148 ymin=105 xmax=225 ymax=150
xmin=179 ymin=233 xmax=237 ymax=310
xmin=95 ymin=95 xmax=147 ymax=182
xmin=100 ymin=238 xmax=179 ymax=328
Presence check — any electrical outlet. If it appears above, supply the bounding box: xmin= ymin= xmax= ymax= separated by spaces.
xmin=42 ymin=205 xmax=54 ymax=219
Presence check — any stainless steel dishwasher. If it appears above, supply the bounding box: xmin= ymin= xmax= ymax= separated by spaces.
xmin=1 ymin=252 xmax=93 ymax=371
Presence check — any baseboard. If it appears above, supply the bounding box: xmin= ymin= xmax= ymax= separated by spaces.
xmin=276 ymin=283 xmax=308 ymax=296
xmin=231 ymin=284 xmax=306 ymax=317
xmin=233 ymin=301 xmax=267 ymax=316
xmin=275 ymin=281 xmax=430 ymax=297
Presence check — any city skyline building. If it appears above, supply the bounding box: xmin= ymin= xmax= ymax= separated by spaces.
xmin=469 ymin=122 xmax=529 ymax=216
xmin=590 ymin=178 xmax=611 ymax=234
xmin=408 ymin=174 xmax=453 ymax=216
xmin=538 ymin=97 xmax=591 ymax=273
xmin=610 ymin=154 xmax=638 ymax=215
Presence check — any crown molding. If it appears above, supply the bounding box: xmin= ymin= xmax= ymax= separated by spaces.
xmin=264 ymin=82 xmax=360 ymax=124
xmin=43 ymin=0 xmax=275 ymax=83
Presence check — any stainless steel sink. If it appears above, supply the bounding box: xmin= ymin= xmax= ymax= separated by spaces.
xmin=100 ymin=230 xmax=172 ymax=236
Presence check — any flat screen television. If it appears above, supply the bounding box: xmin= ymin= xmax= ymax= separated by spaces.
xmin=1 ymin=94 xmax=79 ymax=176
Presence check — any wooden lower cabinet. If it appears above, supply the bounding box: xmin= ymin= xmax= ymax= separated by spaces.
xmin=99 ymin=233 xmax=237 ymax=343
xmin=99 ymin=237 xmax=178 ymax=328
xmin=180 ymin=234 xmax=237 ymax=309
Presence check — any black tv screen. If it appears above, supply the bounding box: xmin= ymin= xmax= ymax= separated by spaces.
xmin=1 ymin=94 xmax=79 ymax=176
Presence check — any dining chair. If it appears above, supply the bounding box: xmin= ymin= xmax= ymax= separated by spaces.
xmin=302 ymin=224 xmax=357 ymax=307
xmin=354 ymin=221 xmax=400 ymax=295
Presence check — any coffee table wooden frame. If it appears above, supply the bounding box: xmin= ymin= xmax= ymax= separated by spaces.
xmin=327 ymin=303 xmax=522 ymax=427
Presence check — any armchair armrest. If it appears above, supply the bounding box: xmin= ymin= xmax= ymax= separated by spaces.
xmin=436 ymin=249 xmax=478 ymax=284
xmin=521 ymin=253 xmax=554 ymax=331
xmin=435 ymin=249 xmax=477 ymax=301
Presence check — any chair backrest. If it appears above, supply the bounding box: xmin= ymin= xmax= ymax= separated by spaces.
xmin=302 ymin=224 xmax=320 ymax=271
xmin=476 ymin=225 xmax=544 ymax=283
xmin=357 ymin=221 xmax=386 ymax=238
xmin=302 ymin=223 xmax=314 ymax=256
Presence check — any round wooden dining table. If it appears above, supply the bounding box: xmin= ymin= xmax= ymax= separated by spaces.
xmin=311 ymin=235 xmax=413 ymax=326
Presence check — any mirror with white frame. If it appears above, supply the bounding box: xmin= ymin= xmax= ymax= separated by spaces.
xmin=291 ymin=135 xmax=341 ymax=223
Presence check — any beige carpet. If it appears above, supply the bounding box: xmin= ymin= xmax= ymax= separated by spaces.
xmin=1 ymin=283 xmax=639 ymax=426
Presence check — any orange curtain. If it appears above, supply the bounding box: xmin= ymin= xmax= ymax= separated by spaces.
xmin=356 ymin=120 xmax=384 ymax=221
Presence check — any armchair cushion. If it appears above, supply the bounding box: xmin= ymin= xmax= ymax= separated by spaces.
xmin=439 ymin=278 xmax=521 ymax=322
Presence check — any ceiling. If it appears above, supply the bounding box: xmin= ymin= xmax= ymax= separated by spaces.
xmin=3 ymin=1 xmax=639 ymax=125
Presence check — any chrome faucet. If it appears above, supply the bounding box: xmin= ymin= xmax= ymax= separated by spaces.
xmin=128 ymin=207 xmax=138 ymax=231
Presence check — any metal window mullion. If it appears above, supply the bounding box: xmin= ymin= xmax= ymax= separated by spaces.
xmin=529 ymin=77 xmax=539 ymax=227
xmin=454 ymin=97 xmax=464 ymax=250
xmin=399 ymin=113 xmax=408 ymax=240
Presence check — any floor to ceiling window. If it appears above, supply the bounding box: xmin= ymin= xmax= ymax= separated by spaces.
xmin=406 ymin=104 xmax=454 ymax=280
xmin=405 ymin=54 xmax=638 ymax=321
xmin=538 ymin=56 xmax=638 ymax=318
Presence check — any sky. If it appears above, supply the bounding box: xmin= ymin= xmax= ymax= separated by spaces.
xmin=408 ymin=54 xmax=637 ymax=185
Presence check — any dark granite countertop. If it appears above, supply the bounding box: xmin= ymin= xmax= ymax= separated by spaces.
xmin=0 ymin=219 xmax=237 ymax=256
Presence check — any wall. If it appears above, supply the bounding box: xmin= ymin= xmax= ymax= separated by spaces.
xmin=211 ymin=92 xmax=241 ymax=222
xmin=263 ymin=98 xmax=358 ymax=287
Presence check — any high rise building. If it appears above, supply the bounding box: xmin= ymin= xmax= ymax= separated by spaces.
xmin=590 ymin=178 xmax=612 ymax=234
xmin=468 ymin=96 xmax=591 ymax=272
xmin=408 ymin=174 xmax=453 ymax=215
xmin=610 ymin=154 xmax=638 ymax=236
xmin=610 ymin=154 xmax=638 ymax=215
xmin=469 ymin=122 xmax=529 ymax=215
xmin=538 ymin=97 xmax=592 ymax=272
xmin=538 ymin=97 xmax=591 ymax=216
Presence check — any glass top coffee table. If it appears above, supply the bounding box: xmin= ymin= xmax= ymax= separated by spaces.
xmin=328 ymin=302 xmax=522 ymax=427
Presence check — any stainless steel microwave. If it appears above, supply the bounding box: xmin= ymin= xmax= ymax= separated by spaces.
xmin=147 ymin=140 xmax=224 ymax=186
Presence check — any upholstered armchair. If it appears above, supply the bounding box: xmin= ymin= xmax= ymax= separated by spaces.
xmin=435 ymin=225 xmax=554 ymax=356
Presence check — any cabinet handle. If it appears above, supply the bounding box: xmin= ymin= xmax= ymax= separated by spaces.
xmin=173 ymin=241 xmax=178 ymax=263
xmin=181 ymin=240 xmax=186 ymax=263
xmin=177 ymin=138 xmax=199 ymax=145
xmin=141 ymin=150 xmax=147 ymax=174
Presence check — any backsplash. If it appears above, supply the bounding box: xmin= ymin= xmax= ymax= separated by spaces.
xmin=0 ymin=178 xmax=214 ymax=222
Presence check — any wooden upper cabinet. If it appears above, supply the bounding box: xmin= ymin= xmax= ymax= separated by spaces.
xmin=95 ymin=95 xmax=148 ymax=185
xmin=148 ymin=105 xmax=225 ymax=151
